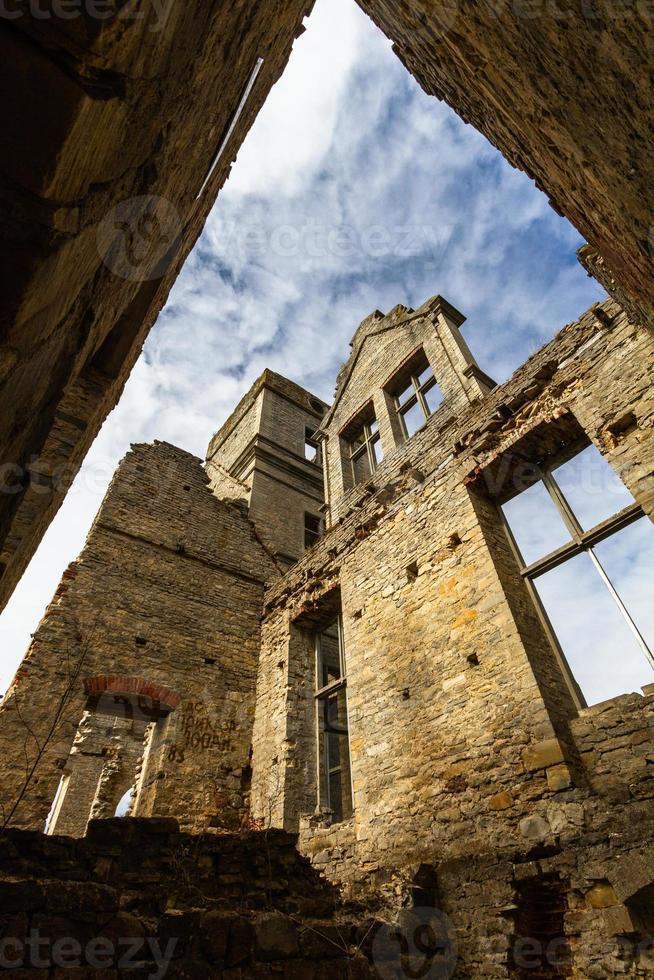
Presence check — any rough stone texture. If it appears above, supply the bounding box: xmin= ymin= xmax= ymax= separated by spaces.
xmin=0 ymin=820 xmax=380 ymax=976
xmin=251 ymin=295 xmax=654 ymax=974
xmin=207 ymin=371 xmax=328 ymax=565
xmin=0 ymin=440 xmax=278 ymax=833
xmin=320 ymin=295 xmax=495 ymax=523
xmin=357 ymin=0 xmax=654 ymax=331
xmin=48 ymin=710 xmax=149 ymax=836
xmin=0 ymin=0 xmax=315 ymax=615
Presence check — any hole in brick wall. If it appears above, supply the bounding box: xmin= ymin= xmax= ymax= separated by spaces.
xmin=135 ymin=636 xmax=147 ymax=647
xmin=509 ymin=875 xmax=571 ymax=978
xmin=183 ymin=484 xmax=191 ymax=491
xmin=467 ymin=652 xmax=480 ymax=666
xmin=411 ymin=863 xmax=440 ymax=908
xmin=241 ymin=763 xmax=252 ymax=795
xmin=352 ymin=609 xmax=363 ymax=620
xmin=448 ymin=532 xmax=462 ymax=550
xmin=406 ymin=561 xmax=419 ymax=582
xmin=626 ymin=881 xmax=654 ymax=935
xmin=204 ymin=657 xmax=216 ymax=666
xmin=606 ymin=411 xmax=637 ymax=441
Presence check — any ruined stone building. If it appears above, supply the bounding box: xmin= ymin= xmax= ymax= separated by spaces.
xmin=2 ymin=291 xmax=654 ymax=976
xmin=1 ymin=0 xmax=653 ymax=628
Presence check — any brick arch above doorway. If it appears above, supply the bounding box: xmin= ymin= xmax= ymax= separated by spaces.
xmin=83 ymin=675 xmax=181 ymax=711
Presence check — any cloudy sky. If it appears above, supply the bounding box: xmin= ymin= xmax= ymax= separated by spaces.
xmin=0 ymin=0 xmax=607 ymax=693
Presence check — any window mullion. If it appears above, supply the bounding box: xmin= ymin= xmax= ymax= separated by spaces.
xmin=416 ymin=389 xmax=430 ymax=420
xmin=587 ymin=547 xmax=654 ymax=671
xmin=498 ymin=504 xmax=585 ymax=709
xmin=543 ymin=471 xmax=584 ymax=542
xmin=367 ymin=437 xmax=377 ymax=473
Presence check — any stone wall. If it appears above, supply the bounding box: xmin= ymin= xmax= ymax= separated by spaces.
xmin=207 ymin=371 xmax=328 ymax=564
xmin=48 ymin=710 xmax=149 ymax=837
xmin=0 ymin=441 xmax=278 ymax=834
xmin=357 ymin=0 xmax=654 ymax=333
xmin=251 ymin=298 xmax=654 ymax=974
xmin=320 ymin=294 xmax=494 ymax=522
xmin=0 ymin=819 xmax=381 ymax=977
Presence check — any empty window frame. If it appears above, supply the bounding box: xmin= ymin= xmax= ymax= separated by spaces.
xmin=500 ymin=441 xmax=654 ymax=706
xmin=304 ymin=426 xmax=320 ymax=464
xmin=315 ymin=617 xmax=353 ymax=823
xmin=304 ymin=512 xmax=323 ymax=550
xmin=348 ymin=415 xmax=383 ymax=485
xmin=390 ymin=351 xmax=443 ymax=440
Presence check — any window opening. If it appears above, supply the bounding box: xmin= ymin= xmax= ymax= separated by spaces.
xmin=114 ymin=786 xmax=133 ymax=817
xmin=314 ymin=617 xmax=353 ymax=822
xmin=304 ymin=512 xmax=323 ymax=550
xmin=389 ymin=351 xmax=443 ymax=440
xmin=304 ymin=426 xmax=320 ymax=464
xmin=348 ymin=414 xmax=382 ymax=485
xmin=509 ymin=875 xmax=571 ymax=978
xmin=44 ymin=773 xmax=69 ymax=834
xmin=500 ymin=441 xmax=654 ymax=705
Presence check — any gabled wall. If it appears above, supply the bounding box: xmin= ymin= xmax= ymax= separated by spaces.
xmin=320 ymin=294 xmax=495 ymax=521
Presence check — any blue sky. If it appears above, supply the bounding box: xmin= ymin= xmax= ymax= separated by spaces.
xmin=0 ymin=0 xmax=605 ymax=692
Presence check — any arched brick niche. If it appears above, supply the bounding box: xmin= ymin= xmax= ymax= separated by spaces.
xmin=83 ymin=675 xmax=181 ymax=712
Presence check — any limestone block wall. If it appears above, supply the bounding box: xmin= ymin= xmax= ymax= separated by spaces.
xmin=0 ymin=441 xmax=277 ymax=833
xmin=0 ymin=821 xmax=381 ymax=978
xmin=248 ymin=299 xmax=654 ymax=973
xmin=206 ymin=387 xmax=266 ymax=492
xmin=49 ymin=711 xmax=149 ymax=836
xmin=207 ymin=371 xmax=327 ymax=563
xmin=252 ymin=299 xmax=654 ymax=905
xmin=357 ymin=0 xmax=654 ymax=333
xmin=320 ymin=294 xmax=495 ymax=522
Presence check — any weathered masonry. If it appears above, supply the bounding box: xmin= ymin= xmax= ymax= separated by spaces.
xmin=2 ymin=292 xmax=654 ymax=975
xmin=2 ymin=0 xmax=653 ymax=628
